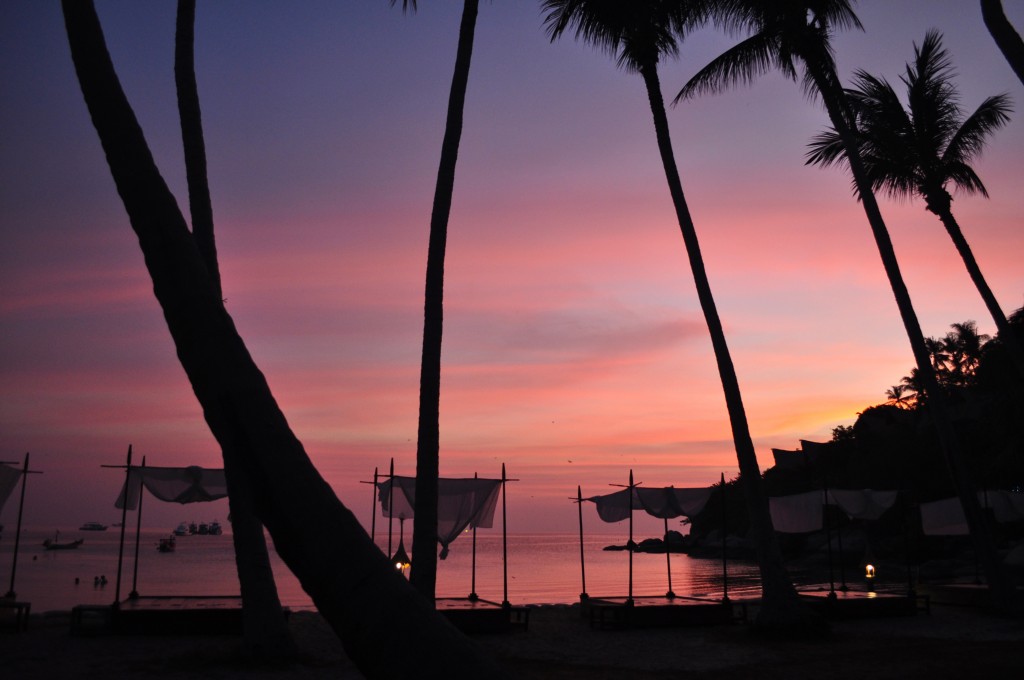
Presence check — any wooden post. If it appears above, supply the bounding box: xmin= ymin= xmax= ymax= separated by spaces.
xmin=129 ymin=456 xmax=146 ymax=599
xmin=501 ymin=463 xmax=509 ymax=608
xmin=113 ymin=444 xmax=133 ymax=607
xmin=4 ymin=453 xmax=40 ymax=599
xmin=577 ymin=485 xmax=587 ymax=600
xmin=720 ymin=473 xmax=729 ymax=603
xmin=469 ymin=472 xmax=479 ymax=600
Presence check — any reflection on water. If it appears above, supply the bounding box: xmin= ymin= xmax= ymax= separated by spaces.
xmin=0 ymin=528 xmax=785 ymax=613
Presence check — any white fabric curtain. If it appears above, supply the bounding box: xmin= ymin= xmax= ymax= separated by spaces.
xmin=828 ymin=489 xmax=898 ymax=520
xmin=920 ymin=491 xmax=1024 ymax=535
xmin=0 ymin=463 xmax=21 ymax=511
xmin=115 ymin=466 xmax=229 ymax=510
xmin=769 ymin=489 xmax=899 ymax=533
xmin=376 ymin=476 xmax=503 ymax=556
xmin=585 ymin=486 xmax=713 ymax=523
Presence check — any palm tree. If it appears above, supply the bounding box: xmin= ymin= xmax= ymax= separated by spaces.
xmin=174 ymin=1 xmax=294 ymax=660
xmin=884 ymin=384 xmax=913 ymax=409
xmin=807 ymin=31 xmax=1024 ymax=380
xmin=677 ymin=0 xmax=1008 ymax=607
xmin=391 ymin=0 xmax=481 ymax=602
xmin=62 ymin=2 xmax=507 ymax=676
xmin=542 ymin=0 xmax=816 ymax=631
xmin=981 ymin=0 xmax=1024 ymax=87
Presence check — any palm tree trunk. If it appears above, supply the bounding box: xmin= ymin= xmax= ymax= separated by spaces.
xmin=410 ymin=0 xmax=478 ymax=602
xmin=981 ymin=0 xmax=1024 ymax=87
xmin=805 ymin=58 xmax=1009 ymax=609
xmin=174 ymin=1 xmax=293 ymax=658
xmin=175 ymin=0 xmax=220 ymax=299
xmin=638 ymin=62 xmax=813 ymax=630
xmin=63 ymin=3 xmax=507 ymax=676
xmin=930 ymin=204 xmax=1024 ymax=379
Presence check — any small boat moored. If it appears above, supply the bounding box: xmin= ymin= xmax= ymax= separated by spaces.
xmin=79 ymin=521 xmax=108 ymax=531
xmin=157 ymin=535 xmax=177 ymax=553
xmin=43 ymin=531 xmax=84 ymax=550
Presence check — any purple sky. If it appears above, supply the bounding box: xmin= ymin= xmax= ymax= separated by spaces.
xmin=1 ymin=1 xmax=1022 ymax=536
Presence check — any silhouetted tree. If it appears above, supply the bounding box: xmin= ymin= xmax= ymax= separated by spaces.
xmin=678 ymin=0 xmax=1007 ymax=608
xmin=981 ymin=0 xmax=1024 ymax=87
xmin=542 ymin=0 xmax=816 ymax=633
xmin=174 ymin=0 xmax=294 ymax=659
xmin=62 ymin=2 xmax=507 ymax=676
xmin=391 ymin=0 xmax=481 ymax=603
xmin=807 ymin=31 xmax=1023 ymax=379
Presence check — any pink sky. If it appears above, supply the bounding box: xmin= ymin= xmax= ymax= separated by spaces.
xmin=2 ymin=1 xmax=1022 ymax=536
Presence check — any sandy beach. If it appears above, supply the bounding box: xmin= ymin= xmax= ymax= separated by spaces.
xmin=3 ymin=599 xmax=1022 ymax=679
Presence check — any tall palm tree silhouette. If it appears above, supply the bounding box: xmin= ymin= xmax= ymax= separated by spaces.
xmin=174 ymin=0 xmax=293 ymax=658
xmin=62 ymin=2 xmax=506 ymax=675
xmin=542 ymin=0 xmax=813 ymax=630
xmin=393 ymin=0 xmax=481 ymax=600
xmin=807 ymin=31 xmax=1023 ymax=378
xmin=677 ymin=0 xmax=1007 ymax=604
xmin=981 ymin=0 xmax=1024 ymax=87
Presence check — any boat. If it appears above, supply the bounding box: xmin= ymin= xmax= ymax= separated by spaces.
xmin=43 ymin=531 xmax=84 ymax=550
xmin=197 ymin=522 xmax=210 ymax=535
xmin=209 ymin=520 xmax=223 ymax=536
xmin=79 ymin=521 xmax=108 ymax=531
xmin=173 ymin=522 xmax=190 ymax=536
xmin=157 ymin=535 xmax=176 ymax=553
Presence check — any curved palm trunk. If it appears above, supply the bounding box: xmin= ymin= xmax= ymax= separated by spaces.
xmin=981 ymin=0 xmax=1024 ymax=87
xmin=927 ymin=202 xmax=1024 ymax=379
xmin=63 ymin=3 xmax=506 ymax=676
xmin=638 ymin=62 xmax=811 ymax=629
xmin=410 ymin=0 xmax=478 ymax=601
xmin=175 ymin=1 xmax=293 ymax=659
xmin=806 ymin=58 xmax=1008 ymax=608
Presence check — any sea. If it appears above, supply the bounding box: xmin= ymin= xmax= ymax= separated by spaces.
xmin=1 ymin=526 xmax=874 ymax=613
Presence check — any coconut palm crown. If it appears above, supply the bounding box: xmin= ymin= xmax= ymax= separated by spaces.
xmin=806 ymin=31 xmax=1024 ymax=379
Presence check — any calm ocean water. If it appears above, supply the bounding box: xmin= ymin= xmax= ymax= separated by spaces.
xmin=1 ymin=526 xmax=776 ymax=613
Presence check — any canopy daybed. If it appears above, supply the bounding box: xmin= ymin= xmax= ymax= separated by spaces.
xmin=576 ymin=470 xmax=737 ymax=629
xmin=71 ymin=446 xmax=237 ymax=635
xmin=369 ymin=461 xmax=526 ymax=633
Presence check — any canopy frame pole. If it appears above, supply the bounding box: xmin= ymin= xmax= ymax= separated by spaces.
xmin=469 ymin=472 xmax=479 ymax=601
xmin=823 ymin=476 xmax=836 ymax=599
xmin=113 ymin=444 xmax=133 ymax=607
xmin=577 ymin=485 xmax=587 ymax=600
xmin=720 ymin=472 xmax=729 ymax=603
xmin=370 ymin=466 xmax=378 ymax=544
xmin=627 ymin=469 xmax=634 ymax=606
xmin=4 ymin=452 xmax=40 ymax=599
xmin=501 ymin=463 xmax=509 ymax=608
xmin=387 ymin=458 xmax=394 ymax=558
xmin=129 ymin=456 xmax=146 ymax=599
xmin=664 ymin=516 xmax=675 ymax=598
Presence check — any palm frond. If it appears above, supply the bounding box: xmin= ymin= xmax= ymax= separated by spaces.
xmin=942 ymin=92 xmax=1013 ymax=169
xmin=674 ymin=32 xmax=782 ymax=103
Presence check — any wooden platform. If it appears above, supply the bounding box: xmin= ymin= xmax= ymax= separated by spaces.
xmin=435 ymin=598 xmax=529 ymax=634
xmin=72 ymin=595 xmax=247 ymax=636
xmin=0 ymin=599 xmax=31 ymax=632
xmin=583 ymin=595 xmax=738 ymax=630
xmin=797 ymin=587 xmax=923 ymax=619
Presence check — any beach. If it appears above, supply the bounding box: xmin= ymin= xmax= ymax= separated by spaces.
xmin=4 ymin=600 xmax=1022 ymax=679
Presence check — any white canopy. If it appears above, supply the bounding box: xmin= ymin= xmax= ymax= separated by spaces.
xmin=585 ymin=486 xmax=713 ymax=523
xmin=115 ymin=465 xmax=229 ymax=510
xmin=920 ymin=491 xmax=1024 ymax=536
xmin=376 ymin=476 xmax=502 ymax=558
xmin=768 ymin=489 xmax=899 ymax=533
xmin=0 ymin=463 xmax=21 ymax=511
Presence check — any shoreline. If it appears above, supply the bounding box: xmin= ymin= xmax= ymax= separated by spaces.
xmin=4 ymin=599 xmax=1023 ymax=678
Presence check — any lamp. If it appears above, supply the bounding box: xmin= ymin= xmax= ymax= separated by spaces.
xmin=392 ymin=517 xmax=411 ymax=574
xmin=865 ymin=563 xmax=876 ymax=592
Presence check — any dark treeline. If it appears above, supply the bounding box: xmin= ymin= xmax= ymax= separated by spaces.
xmin=689 ymin=307 xmax=1024 ymax=566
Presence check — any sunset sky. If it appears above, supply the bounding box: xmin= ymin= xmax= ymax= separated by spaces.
xmin=2 ymin=1 xmax=1022 ymax=537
